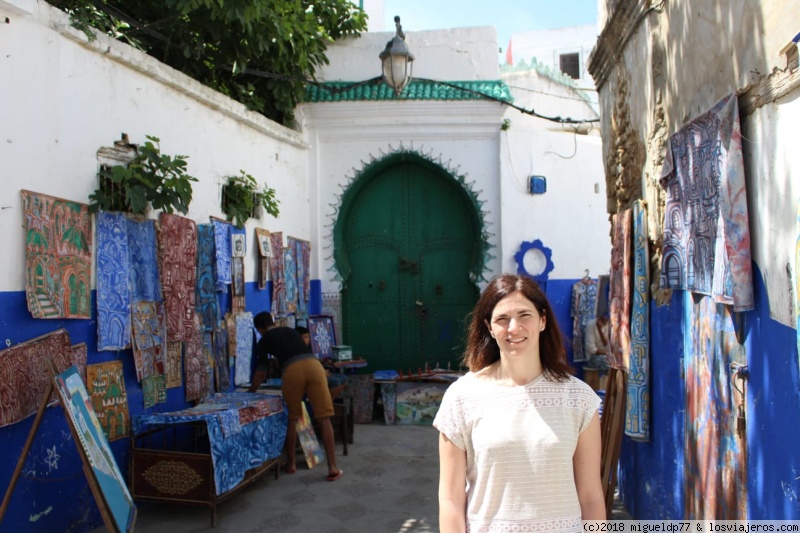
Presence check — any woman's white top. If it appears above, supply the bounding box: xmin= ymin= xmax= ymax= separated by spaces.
xmin=433 ymin=372 xmax=601 ymax=533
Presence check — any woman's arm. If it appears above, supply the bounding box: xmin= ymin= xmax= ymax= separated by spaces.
xmin=438 ymin=432 xmax=468 ymax=533
xmin=573 ymin=411 xmax=606 ymax=520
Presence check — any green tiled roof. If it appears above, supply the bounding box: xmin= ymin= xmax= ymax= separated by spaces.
xmin=305 ymin=79 xmax=514 ymax=104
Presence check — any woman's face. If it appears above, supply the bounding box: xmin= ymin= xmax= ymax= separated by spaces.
xmin=486 ymin=290 xmax=546 ymax=359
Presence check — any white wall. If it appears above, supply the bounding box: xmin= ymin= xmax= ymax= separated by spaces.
xmin=500 ymin=69 xmax=609 ymax=280
xmin=0 ymin=1 xmax=310 ymax=293
xmin=508 ymin=25 xmax=598 ymax=86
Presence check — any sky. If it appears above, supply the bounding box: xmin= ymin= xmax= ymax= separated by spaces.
xmin=382 ymin=0 xmax=598 ymax=59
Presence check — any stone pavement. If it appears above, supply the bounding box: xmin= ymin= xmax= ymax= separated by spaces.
xmin=127 ymin=422 xmax=630 ymax=532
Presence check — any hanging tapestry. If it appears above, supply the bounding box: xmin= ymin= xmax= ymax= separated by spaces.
xmin=21 ymin=190 xmax=91 ymax=319
xmin=570 ymin=278 xmax=597 ymax=362
xmin=96 ymin=211 xmax=131 ymax=350
xmin=203 ymin=332 xmax=216 ymax=396
xmin=214 ymin=327 xmax=231 ymax=392
xmin=234 ymin=312 xmax=255 ymax=387
xmin=269 ymin=232 xmax=287 ymax=316
xmin=659 ymin=93 xmax=754 ymax=312
xmin=212 ymin=219 xmax=232 ymax=291
xmin=609 ymin=208 xmax=632 ymax=370
xmin=0 ymin=329 xmax=73 ymax=427
xmin=321 ymin=292 xmax=343 ymax=343
xmin=130 ymin=300 xmax=167 ymax=381
xmin=255 ymin=228 xmax=271 ymax=290
xmin=126 ymin=217 xmax=161 ymax=303
xmin=71 ymin=342 xmax=88 ymax=385
xmin=626 ymin=200 xmax=650 ymax=441
xmin=284 ymin=245 xmax=298 ymax=314
xmin=85 ymin=360 xmax=130 ymax=440
xmin=165 ymin=341 xmax=183 ymax=389
xmin=196 ymin=224 xmax=219 ymax=331
xmin=159 ymin=213 xmax=197 ymax=341
xmin=184 ymin=316 xmax=210 ymax=402
xmin=288 ymin=237 xmax=310 ymax=318
xmin=142 ymin=374 xmax=167 ymax=409
xmin=226 ymin=313 xmax=237 ymax=361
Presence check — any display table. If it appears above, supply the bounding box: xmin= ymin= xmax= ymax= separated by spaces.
xmin=130 ymin=393 xmax=287 ymax=525
xmin=377 ymin=373 xmax=462 ymax=425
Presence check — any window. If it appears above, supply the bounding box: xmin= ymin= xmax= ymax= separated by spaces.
xmin=559 ymin=53 xmax=580 ymax=79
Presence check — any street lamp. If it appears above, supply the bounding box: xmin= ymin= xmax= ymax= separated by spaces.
xmin=379 ymin=16 xmax=414 ymax=95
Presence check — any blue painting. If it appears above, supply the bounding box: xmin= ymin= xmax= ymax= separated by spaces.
xmin=308 ymin=315 xmax=336 ymax=359
xmin=234 ymin=312 xmax=254 ymax=387
xmin=212 ymin=219 xmax=232 ymax=291
xmin=284 ymin=247 xmax=298 ymax=313
xmin=126 ymin=217 xmax=161 ymax=303
xmin=96 ymin=211 xmax=131 ymax=351
xmin=196 ymin=224 xmax=219 ymax=331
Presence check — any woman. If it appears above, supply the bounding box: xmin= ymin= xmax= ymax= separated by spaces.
xmin=433 ymin=274 xmax=605 ymax=532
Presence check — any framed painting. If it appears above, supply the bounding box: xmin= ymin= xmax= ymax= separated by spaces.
xmin=255 ymin=228 xmax=272 ymax=257
xmin=307 ymin=315 xmax=336 ymax=359
xmin=231 ymin=233 xmax=246 ymax=258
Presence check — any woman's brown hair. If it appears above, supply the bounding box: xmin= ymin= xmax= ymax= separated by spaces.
xmin=462 ymin=273 xmax=573 ymax=381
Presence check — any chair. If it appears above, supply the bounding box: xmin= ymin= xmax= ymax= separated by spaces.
xmin=600 ymin=367 xmax=627 ymax=517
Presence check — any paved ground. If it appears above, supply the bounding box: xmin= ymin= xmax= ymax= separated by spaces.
xmin=128 ymin=422 xmax=630 ymax=532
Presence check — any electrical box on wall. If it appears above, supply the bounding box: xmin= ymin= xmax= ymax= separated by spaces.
xmin=528 ymin=175 xmax=547 ymax=195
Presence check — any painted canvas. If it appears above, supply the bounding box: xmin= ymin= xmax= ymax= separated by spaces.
xmin=0 ymin=329 xmax=73 ymax=427
xmin=395 ymin=381 xmax=449 ymax=425
xmin=71 ymin=342 xmax=88 ymax=385
xmin=126 ymin=217 xmax=161 ymax=303
xmin=21 ymin=190 xmax=92 ymax=319
xmin=196 ymin=224 xmax=219 ymax=331
xmin=184 ymin=317 xmax=210 ymax=402
xmin=234 ymin=312 xmax=254 ymax=387
xmin=96 ymin=211 xmax=131 ymax=350
xmin=256 ymin=228 xmax=272 ymax=257
xmin=142 ymin=374 xmax=166 ymax=409
xmin=159 ymin=213 xmax=197 ymax=341
xmin=212 ymin=219 xmax=232 ymax=291
xmin=85 ymin=360 xmax=130 ymax=441
xmin=345 ymin=374 xmax=374 ymax=424
xmin=626 ymin=200 xmax=650 ymax=441
xmin=609 ymin=208 xmax=632 ymax=370
xmin=213 ymin=327 xmax=230 ymax=391
xmin=231 ymin=231 xmax=246 ymax=258
xmin=308 ymin=315 xmax=336 ymax=359
xmin=54 ymin=366 xmax=136 ymax=532
xmin=269 ymin=232 xmax=286 ymax=315
xmin=131 ymin=301 xmax=167 ymax=381
xmin=284 ymin=246 xmax=298 ymax=313
xmin=296 ymin=402 xmax=324 ymax=469
xmin=321 ymin=292 xmax=342 ymax=345
xmin=165 ymin=341 xmax=182 ymax=389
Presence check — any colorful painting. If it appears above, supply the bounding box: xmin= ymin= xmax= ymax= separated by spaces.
xmin=21 ymin=190 xmax=92 ymax=319
xmin=184 ymin=317 xmax=210 ymax=402
xmin=296 ymin=401 xmax=324 ymax=469
xmin=126 ymin=217 xmax=161 ymax=303
xmin=284 ymin=245 xmax=298 ymax=313
xmin=159 ymin=213 xmax=197 ymax=341
xmin=232 ymin=256 xmax=245 ymax=297
xmin=0 ymin=329 xmax=73 ymax=427
xmin=85 ymin=360 xmax=130 ymax=441
xmin=131 ymin=301 xmax=167 ymax=381
xmin=96 ymin=211 xmax=131 ymax=350
xmin=684 ymin=292 xmax=747 ymax=518
xmin=570 ymin=278 xmax=598 ymax=362
xmin=165 ymin=341 xmax=182 ymax=389
xmin=660 ymin=93 xmax=753 ymax=312
xmin=212 ymin=219 xmax=232 ymax=291
xmin=71 ymin=342 xmax=88 ymax=385
xmin=142 ymin=374 xmax=166 ymax=409
xmin=321 ymin=292 xmax=343 ymax=344
xmin=380 ymin=382 xmax=397 ymax=424
xmin=395 ymin=381 xmax=449 ymax=425
xmin=269 ymin=232 xmax=287 ymax=316
xmin=213 ymin=327 xmax=231 ymax=392
xmin=609 ymin=208 xmax=632 ymax=370
xmin=255 ymin=228 xmax=271 ymax=290
xmin=626 ymin=200 xmax=650 ymax=441
xmin=293 ymin=238 xmax=311 ymax=318
xmin=54 ymin=366 xmax=135 ymax=532
xmin=308 ymin=315 xmax=336 ymax=359
xmin=196 ymin=224 xmax=219 ymax=332
xmin=231 ymin=231 xmax=246 ymax=258
xmin=234 ymin=312 xmax=254 ymax=387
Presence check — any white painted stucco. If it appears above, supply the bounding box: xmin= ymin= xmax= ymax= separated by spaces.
xmin=507 ymin=24 xmax=598 ymax=88
xmin=0 ymin=1 xmax=309 ymax=293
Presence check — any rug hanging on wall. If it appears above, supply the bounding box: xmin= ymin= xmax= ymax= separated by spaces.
xmin=234 ymin=312 xmax=255 ymax=387
xmin=570 ymin=277 xmax=598 ymax=362
xmin=165 ymin=340 xmax=183 ymax=389
xmin=184 ymin=316 xmax=210 ymax=402
xmin=212 ymin=218 xmax=233 ymax=291
xmin=609 ymin=208 xmax=632 ymax=370
xmin=21 ymin=190 xmax=92 ymax=319
xmin=85 ymin=359 xmax=130 ymax=441
xmin=159 ymin=212 xmax=197 ymax=341
xmin=0 ymin=329 xmax=73 ymax=427
xmin=96 ymin=211 xmax=132 ymax=350
xmin=290 ymin=237 xmax=311 ymax=319
xmin=626 ymin=200 xmax=650 ymax=441
xmin=130 ymin=300 xmax=167 ymax=381
xmin=284 ymin=242 xmax=299 ymax=314
xmin=196 ymin=224 xmax=219 ymax=330
xmin=269 ymin=232 xmax=287 ymax=316
xmin=127 ymin=216 xmax=161 ymax=303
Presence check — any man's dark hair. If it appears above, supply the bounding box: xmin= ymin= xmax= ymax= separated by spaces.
xmin=254 ymin=312 xmax=275 ymax=329
xmin=295 ymin=326 xmax=309 ymax=335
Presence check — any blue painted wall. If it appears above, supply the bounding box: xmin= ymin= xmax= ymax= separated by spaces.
xmin=617 ymin=266 xmax=800 ymax=519
xmin=0 ymin=280 xmax=322 ymax=532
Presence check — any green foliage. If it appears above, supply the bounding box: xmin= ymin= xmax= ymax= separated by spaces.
xmin=51 ymin=0 xmax=368 ymax=125
xmin=88 ymin=135 xmax=198 ymax=215
xmin=501 ymin=118 xmax=512 ymax=131
xmin=222 ymin=170 xmax=280 ymax=229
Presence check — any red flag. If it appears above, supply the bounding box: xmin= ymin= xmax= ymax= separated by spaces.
xmin=505 ymin=37 xmax=513 ymax=66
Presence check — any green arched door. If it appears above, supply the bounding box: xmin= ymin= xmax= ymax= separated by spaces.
xmin=335 ymin=155 xmax=480 ymax=373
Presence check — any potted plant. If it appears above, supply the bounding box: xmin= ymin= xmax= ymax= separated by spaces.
xmin=88 ymin=135 xmax=197 ymax=215
xmin=221 ymin=170 xmax=280 ymax=228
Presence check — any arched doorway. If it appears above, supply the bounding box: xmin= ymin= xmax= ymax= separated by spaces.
xmin=334 ymin=152 xmax=485 ymax=373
